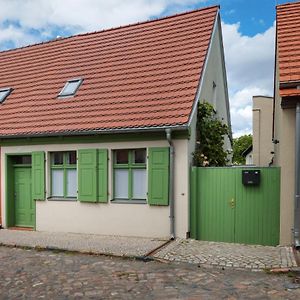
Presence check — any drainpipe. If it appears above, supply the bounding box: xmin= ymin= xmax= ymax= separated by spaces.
xmin=0 ymin=146 xmax=1 ymax=228
xmin=166 ymin=129 xmax=175 ymax=240
xmin=294 ymin=103 xmax=300 ymax=249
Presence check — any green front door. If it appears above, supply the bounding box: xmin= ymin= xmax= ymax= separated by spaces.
xmin=14 ymin=167 xmax=34 ymax=227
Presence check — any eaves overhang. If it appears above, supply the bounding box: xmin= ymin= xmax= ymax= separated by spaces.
xmin=0 ymin=124 xmax=190 ymax=140
xmin=280 ymin=81 xmax=300 ymax=89
xmin=281 ymin=95 xmax=300 ymax=109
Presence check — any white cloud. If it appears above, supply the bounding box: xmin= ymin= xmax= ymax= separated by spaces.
xmin=0 ymin=24 xmax=39 ymax=49
xmin=0 ymin=0 xmax=207 ymax=48
xmin=229 ymin=87 xmax=271 ymax=137
xmin=0 ymin=0 xmax=205 ymax=32
xmin=0 ymin=1 xmax=276 ymax=138
xmin=222 ymin=22 xmax=275 ymax=137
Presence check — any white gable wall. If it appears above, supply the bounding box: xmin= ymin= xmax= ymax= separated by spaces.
xmin=188 ymin=16 xmax=232 ymax=164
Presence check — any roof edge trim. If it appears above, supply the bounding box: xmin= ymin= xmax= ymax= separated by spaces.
xmin=253 ymin=95 xmax=273 ymax=99
xmin=187 ymin=7 xmax=219 ymax=126
xmin=217 ymin=12 xmax=232 ymax=143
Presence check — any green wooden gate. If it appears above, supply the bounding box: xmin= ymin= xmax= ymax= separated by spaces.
xmin=190 ymin=167 xmax=280 ymax=246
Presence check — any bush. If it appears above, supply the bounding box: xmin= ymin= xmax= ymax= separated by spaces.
xmin=193 ymin=102 xmax=230 ymax=167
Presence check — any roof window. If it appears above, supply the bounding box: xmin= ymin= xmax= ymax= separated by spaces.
xmin=58 ymin=78 xmax=83 ymax=97
xmin=0 ymin=88 xmax=12 ymax=103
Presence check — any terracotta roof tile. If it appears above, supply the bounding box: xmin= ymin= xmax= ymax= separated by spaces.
xmin=0 ymin=6 xmax=218 ymax=137
xmin=277 ymin=1 xmax=300 ymax=97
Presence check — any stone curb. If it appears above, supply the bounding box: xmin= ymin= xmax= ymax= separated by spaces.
xmin=0 ymin=242 xmax=157 ymax=263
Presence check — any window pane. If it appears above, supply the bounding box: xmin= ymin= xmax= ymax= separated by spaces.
xmin=0 ymin=90 xmax=8 ymax=102
xmin=116 ymin=150 xmax=128 ymax=164
xmin=132 ymin=169 xmax=147 ymax=199
xmin=52 ymin=152 xmax=63 ymax=165
xmin=52 ymin=169 xmax=64 ymax=197
xmin=12 ymin=155 xmax=31 ymax=165
xmin=67 ymin=169 xmax=77 ymax=197
xmin=67 ymin=151 xmax=77 ymax=165
xmin=134 ymin=149 xmax=146 ymax=164
xmin=114 ymin=169 xmax=128 ymax=198
xmin=60 ymin=80 xmax=81 ymax=96
xmin=0 ymin=88 xmax=11 ymax=103
xmin=22 ymin=156 xmax=32 ymax=164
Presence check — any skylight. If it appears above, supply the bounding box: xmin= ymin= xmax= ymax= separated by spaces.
xmin=58 ymin=78 xmax=83 ymax=97
xmin=0 ymin=88 xmax=12 ymax=103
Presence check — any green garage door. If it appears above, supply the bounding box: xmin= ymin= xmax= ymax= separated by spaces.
xmin=14 ymin=167 xmax=34 ymax=227
xmin=190 ymin=167 xmax=280 ymax=246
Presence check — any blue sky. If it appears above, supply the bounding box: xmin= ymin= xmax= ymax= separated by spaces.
xmin=161 ymin=0 xmax=279 ymax=36
xmin=0 ymin=0 xmax=298 ymax=137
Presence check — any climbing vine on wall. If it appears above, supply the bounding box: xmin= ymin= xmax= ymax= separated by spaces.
xmin=193 ymin=102 xmax=230 ymax=167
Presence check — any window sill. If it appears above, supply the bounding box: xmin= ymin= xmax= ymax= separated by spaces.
xmin=110 ymin=199 xmax=147 ymax=204
xmin=47 ymin=197 xmax=77 ymax=202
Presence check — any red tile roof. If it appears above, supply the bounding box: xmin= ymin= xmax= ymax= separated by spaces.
xmin=277 ymin=1 xmax=300 ymax=97
xmin=0 ymin=6 xmax=219 ymax=137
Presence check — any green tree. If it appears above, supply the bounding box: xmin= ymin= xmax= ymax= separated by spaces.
xmin=232 ymin=134 xmax=252 ymax=165
xmin=193 ymin=102 xmax=230 ymax=167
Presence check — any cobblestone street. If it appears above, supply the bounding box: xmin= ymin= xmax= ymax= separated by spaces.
xmin=0 ymin=246 xmax=300 ymax=299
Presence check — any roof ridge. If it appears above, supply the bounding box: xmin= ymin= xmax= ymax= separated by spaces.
xmin=0 ymin=5 xmax=219 ymax=55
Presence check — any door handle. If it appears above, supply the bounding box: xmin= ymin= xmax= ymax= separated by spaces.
xmin=229 ymin=198 xmax=235 ymax=209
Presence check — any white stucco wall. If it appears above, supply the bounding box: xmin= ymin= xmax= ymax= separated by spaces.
xmin=273 ymin=50 xmax=295 ymax=245
xmin=1 ymin=138 xmax=189 ymax=238
xmin=245 ymin=151 xmax=253 ymax=165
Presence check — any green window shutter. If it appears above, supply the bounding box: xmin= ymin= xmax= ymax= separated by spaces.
xmin=32 ymin=151 xmax=45 ymax=201
xmin=78 ymin=149 xmax=97 ymax=202
xmin=148 ymin=147 xmax=169 ymax=206
xmin=97 ymin=149 xmax=108 ymax=203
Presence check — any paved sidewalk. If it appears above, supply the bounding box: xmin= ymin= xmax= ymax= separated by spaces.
xmin=154 ymin=239 xmax=298 ymax=270
xmin=0 ymin=229 xmax=168 ymax=257
xmin=1 ymin=230 xmax=298 ymax=271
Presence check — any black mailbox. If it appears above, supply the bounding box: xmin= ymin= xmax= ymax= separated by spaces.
xmin=242 ymin=170 xmax=260 ymax=186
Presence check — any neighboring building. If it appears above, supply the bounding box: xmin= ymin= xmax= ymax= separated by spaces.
xmin=240 ymin=95 xmax=273 ymax=167
xmin=274 ymin=1 xmax=300 ymax=245
xmin=242 ymin=145 xmax=253 ymax=165
xmin=252 ymin=95 xmax=274 ymax=166
xmin=0 ymin=6 xmax=231 ymax=238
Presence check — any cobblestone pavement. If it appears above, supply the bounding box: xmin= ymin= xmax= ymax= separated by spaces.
xmin=154 ymin=239 xmax=298 ymax=270
xmin=0 ymin=229 xmax=167 ymax=257
xmin=0 ymin=246 xmax=300 ymax=299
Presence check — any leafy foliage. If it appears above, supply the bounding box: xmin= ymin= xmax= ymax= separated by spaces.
xmin=193 ymin=102 xmax=230 ymax=167
xmin=232 ymin=134 xmax=252 ymax=165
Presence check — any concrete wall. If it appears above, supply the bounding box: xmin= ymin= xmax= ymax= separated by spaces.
xmin=274 ymin=107 xmax=295 ymax=245
xmin=1 ymin=139 xmax=189 ymax=239
xmin=252 ymin=96 xmax=274 ymax=166
xmin=273 ymin=54 xmax=295 ymax=245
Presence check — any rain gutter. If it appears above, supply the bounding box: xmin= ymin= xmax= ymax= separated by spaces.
xmin=294 ymin=103 xmax=300 ymax=249
xmin=0 ymin=125 xmax=189 ymax=140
